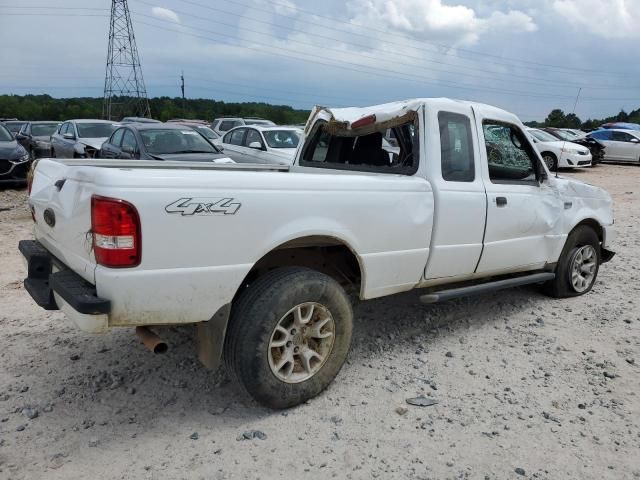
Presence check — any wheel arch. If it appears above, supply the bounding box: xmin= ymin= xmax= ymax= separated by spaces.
xmin=570 ymin=218 xmax=603 ymax=242
xmin=234 ymin=235 xmax=364 ymax=302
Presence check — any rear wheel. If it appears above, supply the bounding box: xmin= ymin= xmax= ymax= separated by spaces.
xmin=224 ymin=267 xmax=353 ymax=409
xmin=543 ymin=226 xmax=600 ymax=298
xmin=542 ymin=152 xmax=558 ymax=170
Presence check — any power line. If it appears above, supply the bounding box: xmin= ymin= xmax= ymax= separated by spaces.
xmin=176 ymin=0 xmax=631 ymax=77
xmin=131 ymin=14 xmax=628 ymax=102
xmin=130 ymin=0 xmax=621 ymax=91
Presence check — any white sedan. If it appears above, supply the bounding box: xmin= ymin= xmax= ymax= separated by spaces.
xmin=527 ymin=128 xmax=592 ymax=169
xmin=588 ymin=129 xmax=640 ymax=163
xmin=217 ymin=126 xmax=302 ymax=165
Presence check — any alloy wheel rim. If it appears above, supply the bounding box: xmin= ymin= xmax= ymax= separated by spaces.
xmin=268 ymin=302 xmax=336 ymax=384
xmin=570 ymin=245 xmax=597 ymax=293
xmin=544 ymin=155 xmax=555 ymax=169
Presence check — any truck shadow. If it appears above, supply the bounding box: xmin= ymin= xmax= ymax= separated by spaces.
xmin=15 ymin=284 xmax=548 ymax=428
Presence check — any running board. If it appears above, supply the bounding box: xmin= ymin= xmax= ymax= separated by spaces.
xmin=419 ymin=272 xmax=555 ymax=304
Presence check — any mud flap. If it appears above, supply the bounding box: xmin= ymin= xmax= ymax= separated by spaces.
xmin=195 ymin=303 xmax=231 ymax=370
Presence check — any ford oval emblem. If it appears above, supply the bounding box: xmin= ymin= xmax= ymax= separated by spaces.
xmin=43 ymin=208 xmax=56 ymax=228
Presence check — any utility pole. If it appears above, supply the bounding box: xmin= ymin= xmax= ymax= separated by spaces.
xmin=103 ymin=0 xmax=151 ymax=120
xmin=181 ymin=71 xmax=185 ymax=118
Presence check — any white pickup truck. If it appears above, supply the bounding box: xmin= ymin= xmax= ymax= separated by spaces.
xmin=20 ymin=99 xmax=615 ymax=408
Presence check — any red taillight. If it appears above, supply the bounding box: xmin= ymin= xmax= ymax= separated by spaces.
xmin=351 ymin=114 xmax=377 ymax=129
xmin=91 ymin=195 xmax=141 ymax=268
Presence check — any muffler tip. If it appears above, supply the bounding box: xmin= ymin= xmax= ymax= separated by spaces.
xmin=135 ymin=326 xmax=168 ymax=354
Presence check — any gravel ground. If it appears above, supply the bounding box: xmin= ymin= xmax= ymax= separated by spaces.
xmin=0 ymin=165 xmax=639 ymax=480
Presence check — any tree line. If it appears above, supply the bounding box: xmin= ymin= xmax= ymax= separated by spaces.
xmin=0 ymin=94 xmax=311 ymax=125
xmin=525 ymin=107 xmax=640 ymax=130
xmin=2 ymin=94 xmax=639 ymax=131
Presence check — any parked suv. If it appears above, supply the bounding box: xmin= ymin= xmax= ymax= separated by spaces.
xmin=211 ymin=117 xmax=276 ymax=135
xmin=51 ymin=119 xmax=119 ymax=158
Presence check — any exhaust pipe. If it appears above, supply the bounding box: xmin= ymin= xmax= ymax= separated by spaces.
xmin=135 ymin=326 xmax=168 ymax=354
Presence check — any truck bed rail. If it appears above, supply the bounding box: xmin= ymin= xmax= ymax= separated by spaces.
xmin=48 ymin=158 xmax=290 ymax=172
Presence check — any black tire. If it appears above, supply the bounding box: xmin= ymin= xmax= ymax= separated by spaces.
xmin=543 ymin=226 xmax=601 ymax=298
xmin=224 ymin=267 xmax=353 ymax=409
xmin=542 ymin=152 xmax=558 ymax=171
xmin=50 ymin=148 xmax=55 ymax=158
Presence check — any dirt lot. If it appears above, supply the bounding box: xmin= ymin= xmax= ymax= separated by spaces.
xmin=0 ymin=165 xmax=639 ymax=480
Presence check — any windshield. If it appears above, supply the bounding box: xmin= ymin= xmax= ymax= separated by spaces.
xmin=5 ymin=122 xmax=26 ymax=134
xmin=140 ymin=128 xmax=216 ymax=154
xmin=193 ymin=126 xmax=219 ymax=140
xmin=263 ymin=129 xmax=301 ymax=148
xmin=31 ymin=123 xmax=59 ymax=137
xmin=552 ymin=130 xmax=574 ymax=141
xmin=0 ymin=125 xmax=13 ymax=141
xmin=76 ymin=123 xmax=118 ymax=138
xmin=529 ymin=129 xmax=558 ymax=142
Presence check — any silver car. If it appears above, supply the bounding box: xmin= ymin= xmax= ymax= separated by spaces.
xmin=51 ymin=119 xmax=119 ymax=158
xmin=218 ymin=126 xmax=302 ymax=165
xmin=588 ymin=129 xmax=640 ymax=163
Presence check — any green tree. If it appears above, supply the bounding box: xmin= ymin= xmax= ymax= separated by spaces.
xmin=545 ymin=109 xmax=567 ymax=127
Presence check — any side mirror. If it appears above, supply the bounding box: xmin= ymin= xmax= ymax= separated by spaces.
xmin=248 ymin=141 xmax=263 ymax=150
xmin=63 ymin=133 xmax=75 ymax=140
xmin=630 ymin=138 xmax=639 ymax=143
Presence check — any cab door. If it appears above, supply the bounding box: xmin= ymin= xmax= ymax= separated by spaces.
xmin=474 ymin=112 xmax=564 ymax=275
xmin=423 ymin=105 xmax=487 ymax=280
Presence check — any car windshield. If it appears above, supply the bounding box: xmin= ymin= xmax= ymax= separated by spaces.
xmin=76 ymin=123 xmax=118 ymax=138
xmin=140 ymin=128 xmax=216 ymax=154
xmin=31 ymin=123 xmax=59 ymax=136
xmin=551 ymin=130 xmax=574 ymax=141
xmin=529 ymin=129 xmax=558 ymax=142
xmin=193 ymin=126 xmax=219 ymax=140
xmin=0 ymin=125 xmax=13 ymax=141
xmin=263 ymin=130 xmax=300 ymax=148
xmin=5 ymin=122 xmax=26 ymax=134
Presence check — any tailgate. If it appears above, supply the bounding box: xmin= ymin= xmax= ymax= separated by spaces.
xmin=29 ymin=159 xmax=96 ymax=283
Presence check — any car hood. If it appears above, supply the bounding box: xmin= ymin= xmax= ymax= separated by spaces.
xmin=0 ymin=140 xmax=26 ymax=159
xmin=539 ymin=140 xmax=589 ymax=152
xmin=78 ymin=138 xmax=109 ymax=150
xmin=154 ymin=152 xmax=235 ymax=163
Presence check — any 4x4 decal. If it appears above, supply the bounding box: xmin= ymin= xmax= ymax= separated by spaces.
xmin=165 ymin=198 xmax=241 ymax=216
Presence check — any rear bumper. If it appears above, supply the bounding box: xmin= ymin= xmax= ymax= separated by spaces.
xmin=19 ymin=239 xmax=111 ymax=333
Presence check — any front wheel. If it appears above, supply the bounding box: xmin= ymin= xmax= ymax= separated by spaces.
xmin=224 ymin=267 xmax=353 ymax=409
xmin=543 ymin=226 xmax=600 ymax=298
xmin=542 ymin=152 xmax=558 ymax=171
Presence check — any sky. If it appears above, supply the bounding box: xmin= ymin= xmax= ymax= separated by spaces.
xmin=0 ymin=0 xmax=639 ymax=122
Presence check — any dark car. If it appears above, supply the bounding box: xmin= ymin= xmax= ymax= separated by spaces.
xmin=541 ymin=127 xmax=605 ymax=165
xmin=120 ymin=117 xmax=162 ymax=124
xmin=3 ymin=121 xmax=27 ymax=137
xmin=0 ymin=123 xmax=30 ymax=185
xmin=98 ymin=123 xmax=232 ymax=162
xmin=15 ymin=121 xmax=60 ymax=159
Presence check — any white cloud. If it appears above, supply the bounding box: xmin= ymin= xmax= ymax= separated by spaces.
xmin=347 ymin=0 xmax=537 ymax=45
xmin=553 ymin=0 xmax=640 ymax=38
xmin=151 ymin=7 xmax=180 ymax=24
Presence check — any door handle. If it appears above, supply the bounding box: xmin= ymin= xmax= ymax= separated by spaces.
xmin=496 ymin=196 xmax=507 ymax=207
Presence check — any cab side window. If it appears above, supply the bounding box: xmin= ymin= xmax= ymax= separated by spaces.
xmin=612 ymin=131 xmax=633 ymax=142
xmin=244 ymin=129 xmax=263 ymax=148
xmin=438 ymin=111 xmax=474 ymax=182
xmin=121 ymin=130 xmax=138 ymax=151
xmin=483 ymin=121 xmax=538 ymax=185
xmin=226 ymin=128 xmax=246 ymax=146
xmin=110 ymin=128 xmax=125 ymax=146
xmin=300 ymin=120 xmax=418 ymax=175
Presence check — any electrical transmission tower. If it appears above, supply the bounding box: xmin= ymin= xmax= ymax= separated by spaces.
xmin=103 ymin=0 xmax=151 ymax=120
